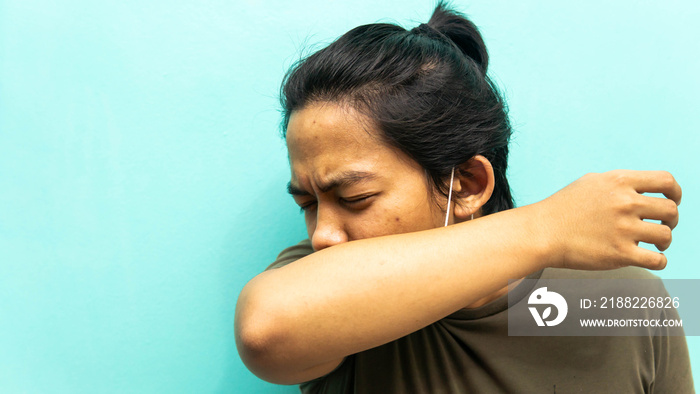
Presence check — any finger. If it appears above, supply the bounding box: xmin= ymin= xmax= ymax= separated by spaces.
xmin=627 ymin=247 xmax=667 ymax=271
xmin=629 ymin=171 xmax=682 ymax=206
xmin=635 ymin=195 xmax=680 ymax=230
xmin=635 ymin=220 xmax=673 ymax=252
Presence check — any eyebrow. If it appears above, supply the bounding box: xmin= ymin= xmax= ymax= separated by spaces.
xmin=287 ymin=171 xmax=378 ymax=196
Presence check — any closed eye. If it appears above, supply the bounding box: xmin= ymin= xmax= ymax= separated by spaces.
xmin=298 ymin=201 xmax=317 ymax=213
xmin=340 ymin=194 xmax=376 ymax=209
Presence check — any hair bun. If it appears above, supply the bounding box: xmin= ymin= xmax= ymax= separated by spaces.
xmin=426 ymin=2 xmax=489 ymax=73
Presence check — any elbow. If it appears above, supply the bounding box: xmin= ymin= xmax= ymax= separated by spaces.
xmin=235 ymin=320 xmax=279 ymax=382
xmin=235 ymin=274 xmax=345 ymax=384
xmin=234 ymin=280 xmax=297 ymax=384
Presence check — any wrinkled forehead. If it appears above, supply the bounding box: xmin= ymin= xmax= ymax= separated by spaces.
xmin=287 ymin=103 xmax=373 ymax=181
xmin=286 ymin=103 xmax=381 ymax=164
xmin=287 ymin=102 xmax=372 ymax=147
xmin=285 ymin=102 xmax=419 ymax=188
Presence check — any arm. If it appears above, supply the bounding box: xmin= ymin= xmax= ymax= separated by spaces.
xmin=235 ymin=170 xmax=681 ymax=384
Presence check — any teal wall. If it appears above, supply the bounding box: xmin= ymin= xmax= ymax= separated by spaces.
xmin=1 ymin=1 xmax=698 ymax=392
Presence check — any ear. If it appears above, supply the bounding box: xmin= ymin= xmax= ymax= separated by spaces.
xmin=450 ymin=155 xmax=495 ymax=221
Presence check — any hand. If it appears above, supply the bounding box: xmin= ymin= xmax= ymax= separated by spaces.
xmin=536 ymin=170 xmax=681 ymax=271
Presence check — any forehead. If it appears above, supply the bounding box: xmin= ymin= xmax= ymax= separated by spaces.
xmin=286 ymin=102 xmax=375 ymax=155
xmin=286 ymin=102 xmax=410 ymax=186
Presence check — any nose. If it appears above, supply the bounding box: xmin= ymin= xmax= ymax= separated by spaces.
xmin=310 ymin=208 xmax=348 ymax=252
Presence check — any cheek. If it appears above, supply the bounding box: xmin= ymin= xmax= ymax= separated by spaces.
xmin=365 ymin=191 xmax=443 ymax=235
xmin=404 ymin=206 xmax=445 ymax=232
xmin=394 ymin=191 xmax=445 ymax=231
xmin=355 ymin=208 xmax=439 ymax=239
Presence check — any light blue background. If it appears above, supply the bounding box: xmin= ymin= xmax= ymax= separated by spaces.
xmin=1 ymin=0 xmax=698 ymax=392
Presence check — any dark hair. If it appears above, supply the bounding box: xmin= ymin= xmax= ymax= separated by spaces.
xmin=280 ymin=1 xmax=514 ymax=215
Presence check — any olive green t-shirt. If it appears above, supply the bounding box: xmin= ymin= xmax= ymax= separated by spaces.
xmin=267 ymin=240 xmax=694 ymax=393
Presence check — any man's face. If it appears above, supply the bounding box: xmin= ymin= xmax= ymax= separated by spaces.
xmin=286 ymin=102 xmax=446 ymax=252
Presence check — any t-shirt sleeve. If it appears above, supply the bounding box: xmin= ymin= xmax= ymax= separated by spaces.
xmin=265 ymin=239 xmax=314 ymax=271
xmin=650 ymin=304 xmax=695 ymax=393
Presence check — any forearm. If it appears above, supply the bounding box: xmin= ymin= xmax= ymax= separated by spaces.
xmin=236 ymin=203 xmax=549 ymax=381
